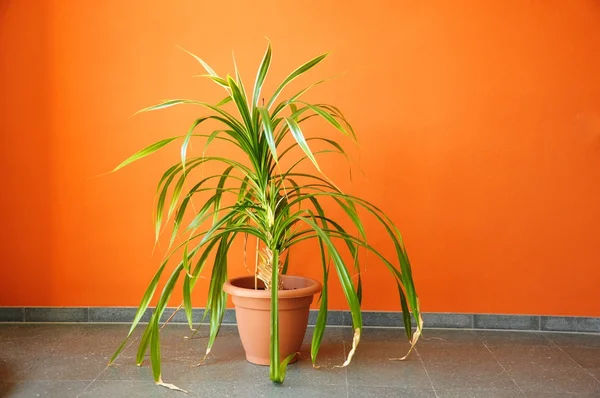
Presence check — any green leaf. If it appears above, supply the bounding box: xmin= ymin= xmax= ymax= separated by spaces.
xmin=295 ymin=101 xmax=349 ymax=137
xmin=232 ymin=53 xmax=248 ymax=106
xmin=281 ymin=250 xmax=290 ymax=274
xmin=270 ymin=77 xmax=331 ymax=118
xmin=398 ymin=282 xmax=413 ymax=340
xmin=147 ymin=263 xmax=185 ymax=380
xmin=269 ymin=248 xmax=282 ymax=382
xmin=276 ymin=352 xmax=298 ymax=382
xmin=113 ymin=137 xmax=178 ymax=172
xmin=311 ymin=238 xmax=328 ymax=364
xmin=268 ymin=53 xmax=329 ymax=109
xmin=167 ymin=170 xmax=189 ymax=221
xmin=150 ymin=324 xmax=161 ymax=381
xmin=284 ymin=117 xmax=320 ymax=172
xmin=183 ymin=274 xmax=193 ymax=329
xmin=216 ymin=96 xmax=233 ymax=107
xmin=252 ymin=42 xmax=272 ymax=108
xmin=136 ymin=322 xmax=153 ymax=365
xmin=177 ymin=46 xmax=219 ymax=77
xmin=212 ymin=166 xmax=235 ymax=225
xmin=227 ymin=76 xmax=253 ymax=138
xmin=181 ymin=117 xmax=210 ymax=170
xmin=135 ymin=99 xmax=188 ymax=114
xmin=299 ymin=216 xmax=362 ymax=330
xmin=155 ymin=172 xmax=176 ymax=241
xmin=194 ymin=74 xmax=230 ymax=88
xmin=258 ymin=107 xmax=278 ymax=162
xmin=182 ymin=243 xmax=190 ymax=274
xmin=109 ymin=260 xmax=169 ymax=365
xmin=203 ymin=235 xmax=231 ymax=359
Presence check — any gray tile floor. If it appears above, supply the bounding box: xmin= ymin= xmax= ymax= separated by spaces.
xmin=0 ymin=324 xmax=599 ymax=397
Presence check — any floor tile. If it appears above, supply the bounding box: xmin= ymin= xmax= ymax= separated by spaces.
xmin=9 ymin=355 xmax=108 ymax=382
xmin=418 ymin=329 xmax=483 ymax=346
xmin=347 ymin=342 xmax=431 ymax=389
xmin=282 ymin=342 xmax=347 ymax=386
xmin=418 ymin=343 xmax=516 ymax=390
xmin=546 ymin=332 xmax=600 ymax=348
xmin=224 ymin=383 xmax=348 ymax=398
xmin=477 ymin=330 xmax=552 ymax=347
xmin=490 ymin=345 xmax=600 ymax=395
xmin=1 ymin=323 xmax=599 ymax=396
xmin=436 ymin=388 xmax=523 ymax=397
xmin=105 ymin=323 xmax=346 ymax=386
xmin=82 ymin=380 xmax=348 ymax=397
xmin=348 ymin=385 xmax=435 ymax=397
xmin=353 ymin=326 xmax=414 ymax=344
xmin=79 ymin=380 xmax=191 ymax=397
xmin=520 ymin=393 xmax=600 ymax=398
xmin=0 ymin=380 xmax=90 ymax=397
xmin=559 ymin=346 xmax=600 ymax=368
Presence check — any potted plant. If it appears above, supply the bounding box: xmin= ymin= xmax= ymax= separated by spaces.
xmin=109 ymin=43 xmax=423 ymax=388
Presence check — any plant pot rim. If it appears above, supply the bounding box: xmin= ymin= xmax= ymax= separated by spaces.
xmin=223 ymin=275 xmax=322 ymax=299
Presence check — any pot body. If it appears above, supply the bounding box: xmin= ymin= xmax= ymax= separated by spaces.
xmin=223 ymin=275 xmax=322 ymax=365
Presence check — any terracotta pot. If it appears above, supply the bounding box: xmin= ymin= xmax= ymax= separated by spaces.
xmin=223 ymin=275 xmax=322 ymax=365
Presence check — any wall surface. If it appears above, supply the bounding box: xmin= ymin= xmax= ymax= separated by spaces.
xmin=1 ymin=0 xmax=599 ymax=316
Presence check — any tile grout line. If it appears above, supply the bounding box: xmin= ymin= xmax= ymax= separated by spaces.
xmin=76 ymin=336 xmax=139 ymax=397
xmin=481 ymin=340 xmax=526 ymax=397
xmin=544 ymin=334 xmax=600 ymax=385
xmin=415 ymin=348 xmax=439 ymax=398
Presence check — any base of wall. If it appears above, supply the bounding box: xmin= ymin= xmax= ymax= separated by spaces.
xmin=0 ymin=307 xmax=598 ymax=333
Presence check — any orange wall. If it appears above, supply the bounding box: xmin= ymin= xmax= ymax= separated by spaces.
xmin=1 ymin=1 xmax=600 ymax=316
